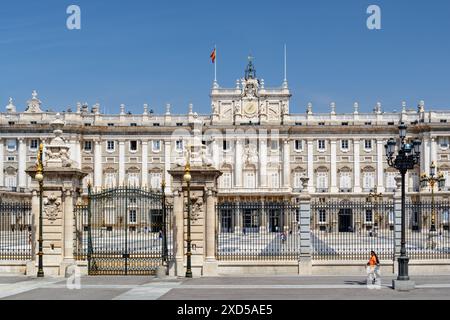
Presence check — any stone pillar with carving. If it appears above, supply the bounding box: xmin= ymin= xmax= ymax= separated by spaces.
xmin=169 ymin=164 xmax=221 ymax=277
xmin=26 ymin=114 xmax=87 ymax=276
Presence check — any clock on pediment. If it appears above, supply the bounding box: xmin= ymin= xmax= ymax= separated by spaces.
xmin=243 ymin=100 xmax=258 ymax=116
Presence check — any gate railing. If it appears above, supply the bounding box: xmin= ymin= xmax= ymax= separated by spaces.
xmin=74 ymin=204 xmax=88 ymax=261
xmin=0 ymin=201 xmax=33 ymax=261
xmin=406 ymin=201 xmax=450 ymax=260
xmin=75 ymin=186 xmax=173 ymax=275
xmin=311 ymin=200 xmax=395 ymax=261
xmin=216 ymin=202 xmax=300 ymax=261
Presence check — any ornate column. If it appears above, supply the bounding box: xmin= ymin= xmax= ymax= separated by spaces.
xmin=204 ymin=187 xmax=219 ymax=275
xmin=353 ymin=138 xmax=361 ymax=193
xmin=94 ymin=139 xmax=102 ymax=190
xmin=422 ymin=136 xmax=431 ymax=176
xmin=63 ymin=189 xmax=74 ymax=262
xmin=307 ymin=140 xmax=314 ymax=193
xmin=141 ymin=140 xmax=149 ymax=187
xmin=0 ymin=139 xmax=4 ymax=186
xmin=330 ymin=140 xmax=338 ymax=193
xmin=212 ymin=138 xmax=220 ymax=169
xmin=172 ymin=187 xmax=184 ymax=276
xmin=119 ymin=140 xmax=126 ymax=185
xmin=18 ymin=138 xmax=27 ymax=188
xmin=259 ymin=130 xmax=268 ymax=188
xmin=235 ymin=139 xmax=243 ymax=187
xmin=431 ymin=137 xmax=438 ymax=167
xmin=377 ymin=139 xmax=385 ymax=193
xmin=164 ymin=141 xmax=172 ymax=193
xmin=283 ymin=139 xmax=291 ymax=188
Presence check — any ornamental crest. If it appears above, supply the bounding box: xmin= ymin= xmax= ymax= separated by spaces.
xmin=44 ymin=194 xmax=61 ymax=221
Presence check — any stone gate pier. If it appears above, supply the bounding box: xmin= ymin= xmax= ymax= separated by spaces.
xmin=26 ymin=115 xmax=86 ymax=276
xmin=169 ymin=161 xmax=222 ymax=277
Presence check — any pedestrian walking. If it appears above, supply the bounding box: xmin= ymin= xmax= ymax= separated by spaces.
xmin=367 ymin=251 xmax=380 ymax=285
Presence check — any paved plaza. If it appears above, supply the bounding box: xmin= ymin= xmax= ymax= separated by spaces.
xmin=1 ymin=274 xmax=450 ymax=300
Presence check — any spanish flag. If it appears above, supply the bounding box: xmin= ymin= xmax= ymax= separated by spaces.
xmin=210 ymin=48 xmax=216 ymax=64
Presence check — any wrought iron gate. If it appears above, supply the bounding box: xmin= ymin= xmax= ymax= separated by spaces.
xmin=75 ymin=186 xmax=172 ymax=275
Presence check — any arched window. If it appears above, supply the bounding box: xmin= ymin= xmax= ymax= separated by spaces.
xmin=149 ymin=169 xmax=163 ymax=190
xmin=104 ymin=168 xmax=117 ymax=189
xmin=440 ymin=165 xmax=450 ymax=190
xmin=386 ymin=169 xmax=397 ymax=192
xmin=292 ymin=167 xmax=306 ymax=190
xmin=316 ymin=167 xmax=329 ymax=192
xmin=127 ymin=168 xmax=140 ymax=187
xmin=339 ymin=167 xmax=352 ymax=191
xmin=219 ymin=165 xmax=233 ymax=189
xmin=244 ymin=165 xmax=257 ymax=189
xmin=362 ymin=167 xmax=376 ymax=191
xmin=5 ymin=167 xmax=17 ymax=189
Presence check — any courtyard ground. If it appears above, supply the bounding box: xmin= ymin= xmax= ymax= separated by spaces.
xmin=1 ymin=274 xmax=450 ymax=300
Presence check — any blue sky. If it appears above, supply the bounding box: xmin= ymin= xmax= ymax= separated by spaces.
xmin=1 ymin=0 xmax=449 ymax=115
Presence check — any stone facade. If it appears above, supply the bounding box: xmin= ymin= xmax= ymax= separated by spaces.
xmin=1 ymin=61 xmax=450 ymax=204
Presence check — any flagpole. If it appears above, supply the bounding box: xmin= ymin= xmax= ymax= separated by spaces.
xmin=214 ymin=45 xmax=217 ymax=83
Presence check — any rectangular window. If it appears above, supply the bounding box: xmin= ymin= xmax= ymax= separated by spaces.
xmin=363 ymin=172 xmax=375 ymax=190
xmin=270 ymin=172 xmax=280 ymax=188
xmin=223 ymin=140 xmax=230 ymax=151
xmin=341 ymin=140 xmax=349 ymax=150
xmin=150 ymin=172 xmax=163 ymax=190
xmin=152 ymin=140 xmax=161 ymax=152
xmin=220 ymin=172 xmax=232 ymax=189
xmin=365 ymin=140 xmax=372 ymax=150
xmin=84 ymin=141 xmax=92 ymax=151
xmin=108 ymin=123 xmax=115 ymax=127
xmin=318 ymin=140 xmax=326 ymax=150
xmin=365 ymin=122 xmax=372 ymax=126
xmin=130 ymin=141 xmax=138 ymax=152
xmin=244 ymin=172 xmax=256 ymax=189
xmin=366 ymin=210 xmax=373 ymax=223
xmin=317 ymin=173 xmax=328 ymax=190
xmin=107 ymin=141 xmax=115 ymax=151
xmin=440 ymin=138 xmax=449 ymax=149
xmin=294 ymin=172 xmax=304 ymax=189
xmin=7 ymin=156 xmax=15 ymax=161
xmin=130 ymin=123 xmax=137 ymax=127
xmin=7 ymin=139 xmax=17 ymax=151
xmin=176 ymin=140 xmax=183 ymax=151
xmin=319 ymin=209 xmax=326 ymax=223
xmin=271 ymin=140 xmax=279 ymax=151
xmin=30 ymin=139 xmax=39 ymax=150
xmin=129 ymin=210 xmax=137 ymax=224
xmin=30 ymin=121 xmax=37 ymax=125
xmin=295 ymin=140 xmax=302 ymax=151
xmin=176 ymin=123 xmax=183 ymax=127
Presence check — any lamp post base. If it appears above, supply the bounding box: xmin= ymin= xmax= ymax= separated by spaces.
xmin=397 ymin=256 xmax=410 ymax=281
xmin=392 ymin=280 xmax=415 ymax=291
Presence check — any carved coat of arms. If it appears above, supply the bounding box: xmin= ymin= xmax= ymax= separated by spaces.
xmin=44 ymin=194 xmax=61 ymax=221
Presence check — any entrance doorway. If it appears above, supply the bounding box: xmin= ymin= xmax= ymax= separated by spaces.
xmin=339 ymin=208 xmax=353 ymax=233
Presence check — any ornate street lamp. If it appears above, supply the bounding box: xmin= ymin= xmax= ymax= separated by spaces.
xmin=183 ymin=149 xmax=193 ymax=278
xmin=420 ymin=162 xmax=446 ymax=232
xmin=385 ymin=123 xmax=421 ymax=282
xmin=35 ymin=143 xmax=45 ymax=278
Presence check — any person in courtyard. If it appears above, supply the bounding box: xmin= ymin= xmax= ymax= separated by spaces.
xmin=367 ymin=251 xmax=380 ymax=285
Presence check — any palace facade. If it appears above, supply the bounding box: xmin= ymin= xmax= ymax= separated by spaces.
xmin=1 ymin=60 xmax=450 ymax=203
